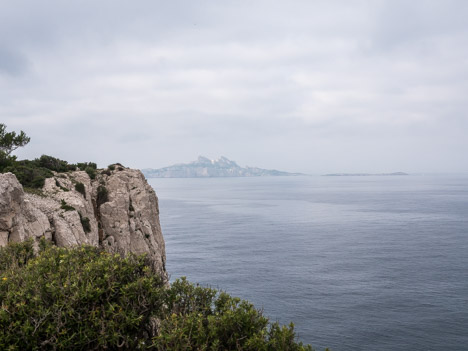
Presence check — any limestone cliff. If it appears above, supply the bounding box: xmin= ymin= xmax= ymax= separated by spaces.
xmin=0 ymin=166 xmax=167 ymax=280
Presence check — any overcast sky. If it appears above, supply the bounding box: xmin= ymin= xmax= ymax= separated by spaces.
xmin=1 ymin=0 xmax=467 ymax=173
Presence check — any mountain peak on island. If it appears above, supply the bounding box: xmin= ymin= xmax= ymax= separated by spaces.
xmin=143 ymin=156 xmax=303 ymax=178
xmin=195 ymin=155 xmax=212 ymax=164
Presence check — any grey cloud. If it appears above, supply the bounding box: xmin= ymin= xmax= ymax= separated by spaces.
xmin=0 ymin=48 xmax=29 ymax=76
xmin=2 ymin=0 xmax=468 ymax=173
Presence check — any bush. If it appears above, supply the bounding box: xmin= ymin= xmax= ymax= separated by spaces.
xmin=74 ymin=182 xmax=86 ymax=198
xmin=0 ymin=240 xmax=35 ymax=274
xmin=78 ymin=212 xmax=91 ymax=233
xmin=79 ymin=213 xmax=91 ymax=233
xmin=60 ymin=199 xmax=75 ymax=212
xmin=0 ymin=242 xmax=315 ymax=350
xmin=1 ymin=153 xmax=100 ymax=189
xmin=76 ymin=162 xmax=97 ymax=171
xmin=0 ymin=243 xmax=165 ymax=350
xmin=85 ymin=166 xmax=96 ymax=179
xmin=3 ymin=162 xmax=53 ymax=188
xmin=156 ymin=278 xmax=313 ymax=351
xmin=0 ymin=152 xmax=16 ymax=172
xmin=37 ymin=155 xmax=70 ymax=172
xmin=97 ymin=185 xmax=109 ymax=207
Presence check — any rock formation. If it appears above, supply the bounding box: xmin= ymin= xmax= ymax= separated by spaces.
xmin=0 ymin=166 xmax=167 ymax=280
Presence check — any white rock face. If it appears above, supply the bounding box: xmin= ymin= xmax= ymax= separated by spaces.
xmin=0 ymin=173 xmax=51 ymax=247
xmin=0 ymin=166 xmax=167 ymax=280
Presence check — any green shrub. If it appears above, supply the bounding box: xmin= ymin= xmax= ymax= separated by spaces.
xmin=0 ymin=239 xmax=35 ymax=274
xmin=0 ymin=242 xmax=315 ymax=350
xmin=76 ymin=162 xmax=97 ymax=171
xmin=37 ymin=155 xmax=70 ymax=172
xmin=97 ymin=185 xmax=109 ymax=207
xmin=0 ymin=152 xmax=16 ymax=172
xmin=74 ymin=182 xmax=86 ymax=198
xmin=85 ymin=166 xmax=96 ymax=179
xmin=1 ymin=154 xmax=93 ymax=189
xmin=60 ymin=199 xmax=75 ymax=212
xmin=155 ymin=277 xmax=313 ymax=351
xmin=3 ymin=162 xmax=53 ymax=188
xmin=0 ymin=243 xmax=165 ymax=350
xmin=108 ymin=164 xmax=116 ymax=171
xmin=79 ymin=213 xmax=91 ymax=233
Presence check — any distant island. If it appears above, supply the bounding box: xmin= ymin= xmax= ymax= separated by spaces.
xmin=323 ymin=172 xmax=408 ymax=176
xmin=142 ymin=156 xmax=304 ymax=178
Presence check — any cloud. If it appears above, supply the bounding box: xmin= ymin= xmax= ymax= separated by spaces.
xmin=0 ymin=47 xmax=30 ymax=76
xmin=1 ymin=0 xmax=468 ymax=173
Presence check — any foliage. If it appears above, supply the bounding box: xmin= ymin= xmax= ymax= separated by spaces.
xmin=155 ymin=277 xmax=313 ymax=351
xmin=0 ymin=242 xmax=315 ymax=351
xmin=76 ymin=162 xmax=97 ymax=171
xmin=60 ymin=199 xmax=75 ymax=212
xmin=74 ymin=182 xmax=86 ymax=198
xmin=0 ymin=242 xmax=165 ymax=350
xmin=85 ymin=167 xmax=96 ymax=179
xmin=0 ymin=153 xmax=16 ymax=173
xmin=1 ymin=154 xmax=99 ymax=189
xmin=97 ymin=185 xmax=109 ymax=207
xmin=0 ymin=240 xmax=35 ymax=274
xmin=0 ymin=124 xmax=30 ymax=157
xmin=0 ymin=126 xmax=98 ymax=189
xmin=3 ymin=162 xmax=53 ymax=188
xmin=37 ymin=155 xmax=71 ymax=173
xmin=79 ymin=213 xmax=91 ymax=233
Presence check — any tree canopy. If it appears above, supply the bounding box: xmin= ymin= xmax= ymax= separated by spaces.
xmin=0 ymin=123 xmax=30 ymax=157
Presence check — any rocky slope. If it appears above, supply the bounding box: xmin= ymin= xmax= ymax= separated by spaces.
xmin=143 ymin=156 xmax=304 ymax=178
xmin=0 ymin=166 xmax=167 ymax=280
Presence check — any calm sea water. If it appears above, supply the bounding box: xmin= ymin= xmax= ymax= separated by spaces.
xmin=148 ymin=175 xmax=468 ymax=351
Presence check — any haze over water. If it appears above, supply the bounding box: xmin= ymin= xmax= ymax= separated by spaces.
xmin=149 ymin=175 xmax=468 ymax=351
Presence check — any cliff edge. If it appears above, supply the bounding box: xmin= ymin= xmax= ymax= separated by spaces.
xmin=0 ymin=166 xmax=167 ymax=280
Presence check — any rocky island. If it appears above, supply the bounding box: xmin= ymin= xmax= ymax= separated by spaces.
xmin=143 ymin=156 xmax=303 ymax=178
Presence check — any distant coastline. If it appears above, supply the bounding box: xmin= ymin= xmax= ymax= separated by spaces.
xmin=323 ymin=172 xmax=408 ymax=176
xmin=143 ymin=156 xmax=304 ymax=178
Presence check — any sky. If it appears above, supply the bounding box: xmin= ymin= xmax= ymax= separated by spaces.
xmin=1 ymin=0 xmax=467 ymax=174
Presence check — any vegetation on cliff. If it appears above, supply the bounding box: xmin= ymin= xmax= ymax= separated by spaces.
xmin=0 ymin=240 xmax=313 ymax=350
xmin=0 ymin=124 xmax=99 ymax=189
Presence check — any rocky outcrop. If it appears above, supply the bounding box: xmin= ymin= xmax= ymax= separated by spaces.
xmin=0 ymin=173 xmax=51 ymax=247
xmin=0 ymin=166 xmax=167 ymax=280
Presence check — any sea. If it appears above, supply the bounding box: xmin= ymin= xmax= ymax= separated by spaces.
xmin=147 ymin=175 xmax=468 ymax=351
